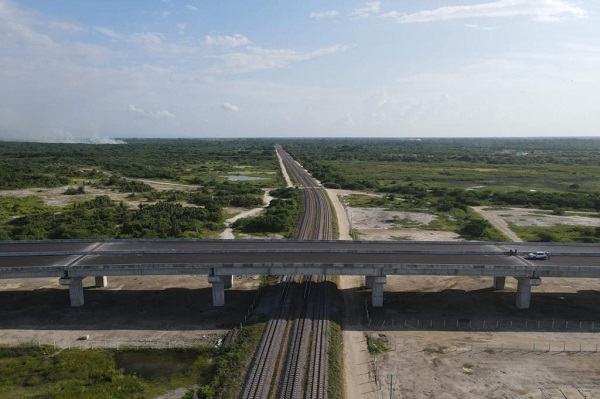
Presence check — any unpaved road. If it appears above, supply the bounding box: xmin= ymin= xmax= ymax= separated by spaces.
xmin=472 ymin=206 xmax=600 ymax=243
xmin=472 ymin=206 xmax=523 ymax=242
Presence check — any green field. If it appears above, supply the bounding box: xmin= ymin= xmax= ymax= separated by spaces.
xmin=281 ymin=137 xmax=600 ymax=194
xmin=0 ymin=323 xmax=263 ymax=399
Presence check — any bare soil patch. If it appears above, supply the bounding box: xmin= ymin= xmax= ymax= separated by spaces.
xmin=330 ymin=189 xmax=461 ymax=241
xmin=0 ymin=186 xmax=141 ymax=208
xmin=372 ymin=330 xmax=600 ymax=399
xmin=341 ymin=274 xmax=600 ymax=399
xmin=348 ymin=207 xmax=461 ymax=241
xmin=475 ymin=206 xmax=600 ymax=228
xmin=0 ymin=179 xmax=200 ymax=209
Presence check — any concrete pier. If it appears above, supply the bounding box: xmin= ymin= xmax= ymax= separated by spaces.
xmin=493 ymin=276 xmax=506 ymax=290
xmin=223 ymin=275 xmax=233 ymax=289
xmin=59 ymin=277 xmax=85 ymax=307
xmin=371 ymin=276 xmax=387 ymax=307
xmin=365 ymin=276 xmax=374 ymax=289
xmin=515 ymin=277 xmax=542 ymax=309
xmin=95 ymin=276 xmax=108 ymax=288
xmin=208 ymin=275 xmax=226 ymax=306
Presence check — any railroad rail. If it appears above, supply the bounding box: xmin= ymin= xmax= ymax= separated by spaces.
xmin=239 ymin=146 xmax=333 ymax=398
xmin=277 ymin=145 xmax=331 ymax=399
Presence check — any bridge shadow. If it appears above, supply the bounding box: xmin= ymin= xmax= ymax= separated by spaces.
xmin=349 ymin=287 xmax=600 ymax=333
xmin=0 ymin=285 xmax=256 ymax=331
xmin=247 ymin=280 xmax=344 ymax=323
xmin=2 ymin=278 xmax=598 ymax=334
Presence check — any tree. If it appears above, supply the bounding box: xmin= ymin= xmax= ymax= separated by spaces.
xmin=459 ymin=219 xmax=490 ymax=239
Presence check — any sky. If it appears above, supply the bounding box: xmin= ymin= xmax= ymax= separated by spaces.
xmin=0 ymin=0 xmax=599 ymax=142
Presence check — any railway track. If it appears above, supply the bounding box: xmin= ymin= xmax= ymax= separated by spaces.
xmin=239 ymin=146 xmax=332 ymax=399
xmin=240 ymin=275 xmax=296 ymax=398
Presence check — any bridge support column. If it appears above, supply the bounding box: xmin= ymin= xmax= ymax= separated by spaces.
xmin=515 ymin=277 xmax=542 ymax=309
xmin=58 ymin=277 xmax=85 ymax=307
xmin=95 ymin=276 xmax=108 ymax=288
xmin=365 ymin=276 xmax=374 ymax=289
xmin=223 ymin=275 xmax=233 ymax=289
xmin=208 ymin=276 xmax=226 ymax=307
xmin=493 ymin=276 xmax=506 ymax=290
xmin=371 ymin=276 xmax=387 ymax=308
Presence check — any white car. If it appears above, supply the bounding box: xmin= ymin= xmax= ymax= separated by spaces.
xmin=527 ymin=251 xmax=549 ymax=260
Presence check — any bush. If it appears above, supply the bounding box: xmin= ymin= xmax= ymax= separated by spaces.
xmin=459 ymin=219 xmax=491 ymax=240
xmin=63 ymin=186 xmax=85 ymax=195
xmin=233 ymin=189 xmax=300 ymax=235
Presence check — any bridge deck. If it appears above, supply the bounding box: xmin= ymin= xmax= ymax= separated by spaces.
xmin=1 ymin=239 xmax=600 ymax=279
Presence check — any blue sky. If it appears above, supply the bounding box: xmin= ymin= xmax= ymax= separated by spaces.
xmin=0 ymin=0 xmax=598 ymax=142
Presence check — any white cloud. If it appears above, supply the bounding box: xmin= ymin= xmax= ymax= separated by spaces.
xmin=44 ymin=21 xmax=84 ymax=34
xmin=126 ymin=31 xmax=201 ymax=55
xmin=382 ymin=0 xmax=587 ymax=24
xmin=186 ymin=5 xmax=199 ymax=12
xmin=205 ymin=34 xmax=250 ymax=47
xmin=93 ymin=26 xmax=123 ymax=40
xmin=128 ymin=104 xmax=175 ymax=119
xmin=465 ymin=23 xmax=497 ymax=30
xmin=221 ymin=102 xmax=240 ymax=112
xmin=310 ymin=10 xmax=340 ymax=20
xmin=131 ymin=32 xmax=164 ymax=50
xmin=352 ymin=1 xmax=380 ymax=18
xmin=0 ymin=1 xmax=55 ymax=49
xmin=208 ymin=44 xmax=349 ymax=74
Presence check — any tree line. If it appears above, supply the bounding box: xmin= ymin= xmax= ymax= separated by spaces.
xmin=1 ymin=196 xmax=223 ymax=240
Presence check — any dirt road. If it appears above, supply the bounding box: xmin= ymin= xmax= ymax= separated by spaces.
xmin=471 ymin=206 xmax=523 ymax=242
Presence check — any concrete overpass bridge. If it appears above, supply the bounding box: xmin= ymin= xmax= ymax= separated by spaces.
xmin=2 ymin=239 xmax=600 ymax=309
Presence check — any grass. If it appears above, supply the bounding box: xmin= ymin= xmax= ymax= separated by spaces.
xmin=0 ymin=322 xmax=265 ymax=399
xmin=510 ymin=224 xmax=600 ymax=243
xmin=366 ymin=334 xmax=391 ymax=355
xmin=319 ymin=159 xmax=600 ymax=193
xmin=423 ymin=346 xmax=447 ymax=354
xmin=387 ymin=217 xmax=423 ymax=227
xmin=328 ymin=320 xmax=344 ymax=399
xmin=344 ymin=193 xmax=384 ymax=208
xmin=324 ymin=190 xmax=340 ymax=239
xmin=114 ymin=348 xmax=205 ymax=381
xmin=462 ymin=362 xmax=475 ymax=374
xmin=0 ymin=345 xmax=149 ymax=399
xmin=208 ymin=322 xmax=265 ymax=399
xmin=0 ymin=196 xmax=56 ymax=223
xmin=327 ymin=279 xmax=344 ymax=399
